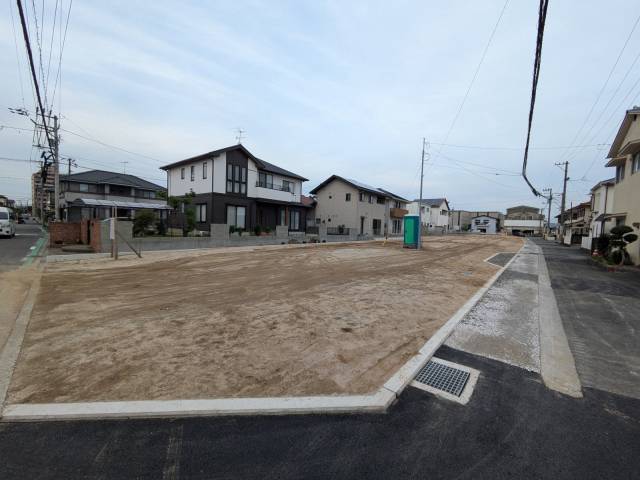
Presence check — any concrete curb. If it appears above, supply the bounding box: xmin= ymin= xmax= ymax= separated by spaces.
xmin=1 ymin=242 xmax=524 ymax=422
xmin=0 ymin=271 xmax=42 ymax=416
xmin=535 ymin=242 xmax=583 ymax=398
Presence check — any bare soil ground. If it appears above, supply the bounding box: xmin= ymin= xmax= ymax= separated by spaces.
xmin=7 ymin=236 xmax=522 ymax=403
xmin=0 ymin=267 xmax=39 ymax=352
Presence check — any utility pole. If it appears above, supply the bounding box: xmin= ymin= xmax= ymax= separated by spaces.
xmin=417 ymin=138 xmax=428 ymax=249
xmin=555 ymin=161 xmax=569 ymax=244
xmin=53 ymin=115 xmax=60 ymax=221
xmin=542 ymin=187 xmax=552 ymax=237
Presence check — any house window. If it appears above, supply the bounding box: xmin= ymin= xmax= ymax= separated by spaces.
xmin=377 ymin=196 xmax=385 ymax=205
xmin=203 ymin=162 xmax=207 ymax=179
xmin=227 ymin=205 xmax=246 ymax=229
xmin=279 ymin=208 xmax=286 ymax=226
xmin=368 ymin=195 xmax=373 ymax=204
xmin=289 ymin=210 xmax=300 ymax=230
xmin=79 ymin=183 xmax=89 ymax=192
xmin=616 ymin=163 xmax=626 ymax=183
xmin=282 ymin=180 xmax=292 ymax=193
xmin=196 ymin=204 xmax=207 ymax=223
xmin=181 ymin=168 xmax=185 ymax=180
xmin=359 ymin=192 xmax=364 ymax=201
xmin=190 ymin=166 xmax=195 ymax=181
xmin=345 ymin=193 xmax=351 ymax=201
xmin=632 ymin=152 xmax=640 ymax=174
xmin=227 ymin=163 xmax=247 ymax=194
xmin=392 ymin=219 xmax=402 ymax=234
xmin=395 ymin=201 xmax=401 ymax=208
xmin=258 ymin=172 xmax=273 ymax=188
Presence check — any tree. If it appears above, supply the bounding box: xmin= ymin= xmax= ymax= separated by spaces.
xmin=133 ymin=209 xmax=156 ymax=236
xmin=182 ymin=190 xmax=196 ymax=236
xmin=608 ymin=225 xmax=638 ymax=265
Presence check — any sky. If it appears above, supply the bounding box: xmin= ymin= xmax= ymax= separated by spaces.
xmin=1 ymin=0 xmax=639 ymax=218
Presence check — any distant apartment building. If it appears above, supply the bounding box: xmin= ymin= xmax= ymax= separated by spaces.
xmin=60 ymin=170 xmax=169 ymax=221
xmin=0 ymin=195 xmax=15 ymax=208
xmin=309 ymin=175 xmax=409 ymax=237
xmin=161 ymin=144 xmax=310 ymax=232
xmin=31 ymin=163 xmax=55 ymax=220
xmin=449 ymin=209 xmax=504 ymax=231
xmin=604 ymin=107 xmax=640 ymax=264
xmin=503 ymin=205 xmax=545 ymax=236
xmin=407 ymin=198 xmax=450 ymax=232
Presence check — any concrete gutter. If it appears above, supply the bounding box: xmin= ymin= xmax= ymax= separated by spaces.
xmin=536 ymin=242 xmax=583 ymax=398
xmin=2 ymin=242 xmax=523 ymax=422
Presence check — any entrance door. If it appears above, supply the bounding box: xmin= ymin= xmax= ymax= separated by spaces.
xmin=360 ymin=216 xmax=365 ymax=235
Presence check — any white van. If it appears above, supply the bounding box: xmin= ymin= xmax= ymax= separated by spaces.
xmin=0 ymin=207 xmax=16 ymax=238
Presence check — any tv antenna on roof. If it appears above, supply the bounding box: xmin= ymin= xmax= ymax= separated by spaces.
xmin=120 ymin=160 xmax=129 ymax=174
xmin=235 ymin=128 xmax=246 ymax=144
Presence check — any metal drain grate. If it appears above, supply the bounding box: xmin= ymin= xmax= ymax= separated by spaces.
xmin=414 ymin=360 xmax=470 ymax=397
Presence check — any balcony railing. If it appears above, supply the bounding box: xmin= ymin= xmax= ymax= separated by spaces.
xmin=256 ymin=181 xmax=294 ymax=193
xmin=390 ymin=207 xmax=408 ymax=218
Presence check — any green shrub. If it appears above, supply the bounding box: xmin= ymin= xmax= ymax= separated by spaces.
xmin=254 ymin=225 xmax=262 ymax=236
xmin=133 ymin=210 xmax=155 ymax=236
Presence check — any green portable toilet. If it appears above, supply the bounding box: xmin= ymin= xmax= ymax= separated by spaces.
xmin=404 ymin=215 xmax=419 ymax=248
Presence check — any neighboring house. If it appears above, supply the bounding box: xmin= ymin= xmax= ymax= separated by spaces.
xmin=588 ymin=178 xmax=616 ymax=241
xmin=161 ymin=144 xmax=309 ymax=232
xmin=449 ymin=210 xmax=504 ymax=231
xmin=604 ymin=107 xmax=640 ymax=264
xmin=301 ymin=194 xmax=317 ymax=230
xmin=309 ymin=176 xmax=409 ymax=237
xmin=503 ymin=205 xmax=545 ymax=236
xmin=0 ymin=195 xmax=14 ymax=208
xmin=60 ymin=170 xmax=169 ymax=221
xmin=407 ymin=198 xmax=450 ymax=232
xmin=556 ymin=201 xmax=592 ymax=246
xmin=470 ymin=215 xmax=499 ymax=234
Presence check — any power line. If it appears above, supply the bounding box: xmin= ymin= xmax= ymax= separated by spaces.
xmin=432 ymin=0 xmax=509 ymax=162
xmin=50 ymin=0 xmax=72 ymax=114
xmin=557 ymin=12 xmax=640 ymax=164
xmin=9 ymin=1 xmax=27 ymax=110
xmin=521 ymin=0 xmax=549 ymax=197
xmin=429 ymin=141 xmax=608 ymax=151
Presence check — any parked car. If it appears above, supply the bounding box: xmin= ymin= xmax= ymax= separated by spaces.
xmin=0 ymin=207 xmax=16 ymax=238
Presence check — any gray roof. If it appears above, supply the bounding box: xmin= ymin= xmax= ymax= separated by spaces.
xmin=160 ymin=144 xmax=308 ymax=181
xmin=413 ymin=198 xmax=448 ymax=207
xmin=60 ymin=170 xmax=165 ymax=191
xmin=309 ymin=175 xmax=408 ymax=201
xmin=71 ymin=198 xmax=171 ymax=209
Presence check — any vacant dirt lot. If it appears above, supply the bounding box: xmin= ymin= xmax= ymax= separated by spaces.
xmin=8 ymin=236 xmax=522 ymax=403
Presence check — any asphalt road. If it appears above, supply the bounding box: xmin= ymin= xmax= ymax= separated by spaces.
xmin=0 ymin=346 xmax=638 ymax=480
xmin=0 ymin=222 xmax=45 ymax=272
xmin=532 ymin=238 xmax=640 ymax=400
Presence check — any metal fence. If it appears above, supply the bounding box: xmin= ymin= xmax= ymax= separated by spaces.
xmin=306 ymin=226 xmax=319 ymax=235
xmin=327 ymin=226 xmax=350 ymax=235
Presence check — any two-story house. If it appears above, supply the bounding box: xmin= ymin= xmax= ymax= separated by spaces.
xmin=503 ymin=205 xmax=545 ymax=236
xmin=556 ymin=201 xmax=591 ymax=245
xmin=160 ymin=144 xmax=309 ymax=232
xmin=60 ymin=170 xmax=169 ymax=221
xmin=589 ymin=178 xmax=616 ymax=241
xmin=406 ymin=198 xmax=450 ymax=232
xmin=309 ymin=176 xmax=409 ymax=237
xmin=604 ymin=107 xmax=640 ymax=264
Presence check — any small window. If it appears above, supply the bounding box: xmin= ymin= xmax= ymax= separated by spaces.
xmin=203 ymin=162 xmax=207 ymax=179
xmin=345 ymin=193 xmax=351 ymax=201
xmin=368 ymin=195 xmax=373 ymax=204
xmin=616 ymin=163 xmax=626 ymax=183
xmin=181 ymin=168 xmax=185 ymax=180
xmin=359 ymin=192 xmax=364 ymax=202
xmin=196 ymin=204 xmax=207 ymax=222
xmin=79 ymin=183 xmax=89 ymax=192
xmin=190 ymin=166 xmax=195 ymax=181
xmin=377 ymin=196 xmax=385 ymax=205
xmin=632 ymin=153 xmax=640 ymax=174
xmin=282 ymin=180 xmax=292 ymax=193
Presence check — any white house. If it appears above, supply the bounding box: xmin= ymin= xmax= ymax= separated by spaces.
xmin=588 ymin=178 xmax=616 ymax=241
xmin=407 ymin=198 xmax=450 ymax=232
xmin=160 ymin=144 xmax=310 ymax=232
xmin=470 ymin=215 xmax=499 ymax=234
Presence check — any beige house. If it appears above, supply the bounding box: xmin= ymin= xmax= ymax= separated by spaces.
xmin=605 ymin=107 xmax=640 ymax=264
xmin=309 ymin=176 xmax=408 ymax=237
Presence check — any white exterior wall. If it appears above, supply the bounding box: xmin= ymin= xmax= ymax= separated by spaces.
xmin=167 ymin=158 xmax=214 ymax=196
xmin=407 ymin=201 xmax=449 ymax=230
xmin=589 ymin=184 xmax=615 ymax=239
xmin=212 ymin=153 xmax=227 ymax=194
xmin=247 ymin=160 xmax=302 ymax=203
xmin=470 ymin=216 xmax=497 ymax=234
xmin=504 ymin=219 xmax=544 ymax=229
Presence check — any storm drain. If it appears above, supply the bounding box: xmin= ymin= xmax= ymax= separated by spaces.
xmin=414 ymin=360 xmax=470 ymax=397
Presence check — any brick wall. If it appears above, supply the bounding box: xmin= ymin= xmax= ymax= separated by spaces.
xmin=49 ymin=222 xmax=81 ymax=246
